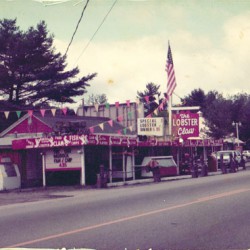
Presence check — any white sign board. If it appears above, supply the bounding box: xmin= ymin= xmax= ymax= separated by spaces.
xmin=137 ymin=118 xmax=164 ymax=136
xmin=45 ymin=147 xmax=81 ymax=170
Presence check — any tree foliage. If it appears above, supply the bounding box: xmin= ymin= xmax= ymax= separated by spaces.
xmin=0 ymin=19 xmax=96 ymax=108
xmin=137 ymin=82 xmax=162 ymax=117
xmin=181 ymin=88 xmax=206 ymax=109
xmin=182 ymin=88 xmax=250 ymax=142
xmin=86 ymin=94 xmax=108 ymax=105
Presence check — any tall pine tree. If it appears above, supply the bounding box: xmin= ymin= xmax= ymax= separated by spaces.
xmin=0 ymin=19 xmax=96 ymax=108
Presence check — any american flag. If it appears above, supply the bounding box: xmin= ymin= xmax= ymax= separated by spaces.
xmin=165 ymin=44 xmax=177 ymax=101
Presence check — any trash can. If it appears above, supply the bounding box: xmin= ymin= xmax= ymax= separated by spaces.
xmin=96 ymin=164 xmax=107 ymax=188
xmin=200 ymin=162 xmax=208 ymax=177
xmin=152 ymin=166 xmax=161 ymax=182
xmin=207 ymin=154 xmax=217 ymax=172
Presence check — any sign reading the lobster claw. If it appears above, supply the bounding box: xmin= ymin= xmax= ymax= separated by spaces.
xmin=172 ymin=111 xmax=199 ymax=140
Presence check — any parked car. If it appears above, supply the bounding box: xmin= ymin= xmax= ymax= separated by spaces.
xmin=242 ymin=150 xmax=250 ymax=161
xmin=216 ymin=150 xmax=241 ymax=167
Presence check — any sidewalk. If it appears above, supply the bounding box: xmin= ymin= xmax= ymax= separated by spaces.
xmin=107 ymin=174 xmax=192 ymax=188
xmin=107 ymin=169 xmax=224 ymax=188
xmin=0 ymin=170 xmax=224 ymax=207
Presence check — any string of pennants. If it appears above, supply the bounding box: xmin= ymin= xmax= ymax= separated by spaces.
xmin=0 ymin=94 xmax=168 ymax=135
xmin=1 ymin=107 xmax=69 ymax=120
xmin=86 ymin=95 xmax=167 ymax=135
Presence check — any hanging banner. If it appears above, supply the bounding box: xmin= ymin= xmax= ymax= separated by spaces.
xmin=172 ymin=111 xmax=199 ymax=140
xmin=11 ymin=133 xmax=223 ymax=149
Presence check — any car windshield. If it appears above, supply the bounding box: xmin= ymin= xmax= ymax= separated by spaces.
xmin=217 ymin=151 xmax=233 ymax=157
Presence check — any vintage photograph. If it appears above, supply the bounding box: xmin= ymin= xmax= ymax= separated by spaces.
xmin=0 ymin=0 xmax=250 ymax=249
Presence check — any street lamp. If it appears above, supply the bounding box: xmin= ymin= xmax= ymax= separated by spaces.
xmin=232 ymin=121 xmax=241 ymax=147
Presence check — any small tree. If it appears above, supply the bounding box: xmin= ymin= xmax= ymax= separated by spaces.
xmin=87 ymin=94 xmax=108 ymax=105
xmin=0 ymin=19 xmax=96 ymax=108
xmin=137 ymin=82 xmax=161 ymax=117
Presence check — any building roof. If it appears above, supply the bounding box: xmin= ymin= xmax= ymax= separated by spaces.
xmin=0 ymin=112 xmax=136 ymax=137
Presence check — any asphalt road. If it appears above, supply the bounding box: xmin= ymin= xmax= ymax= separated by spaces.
xmin=1 ymin=169 xmax=250 ymax=250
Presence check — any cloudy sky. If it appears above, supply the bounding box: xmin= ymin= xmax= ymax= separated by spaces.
xmin=1 ymin=0 xmax=250 ymax=108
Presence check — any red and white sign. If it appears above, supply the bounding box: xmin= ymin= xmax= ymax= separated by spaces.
xmin=45 ymin=147 xmax=81 ymax=171
xmin=172 ymin=111 xmax=199 ymax=140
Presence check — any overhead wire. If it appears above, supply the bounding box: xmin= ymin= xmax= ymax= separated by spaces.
xmin=173 ymin=92 xmax=183 ymax=101
xmin=74 ymin=0 xmax=118 ymax=65
xmin=64 ymin=0 xmax=90 ymax=57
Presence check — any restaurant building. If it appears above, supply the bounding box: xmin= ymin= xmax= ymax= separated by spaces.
xmin=0 ymin=103 xmax=223 ymax=188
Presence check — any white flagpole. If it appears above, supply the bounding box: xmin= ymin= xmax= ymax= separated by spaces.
xmin=168 ymin=95 xmax=172 ymax=139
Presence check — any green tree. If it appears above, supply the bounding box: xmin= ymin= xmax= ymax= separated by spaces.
xmin=181 ymin=89 xmax=231 ymax=138
xmin=181 ymin=88 xmax=206 ymax=109
xmin=204 ymin=97 xmax=233 ymax=139
xmin=0 ymin=19 xmax=96 ymax=108
xmin=87 ymin=94 xmax=108 ymax=105
xmin=137 ymin=82 xmax=161 ymax=117
xmin=230 ymin=93 xmax=250 ymax=143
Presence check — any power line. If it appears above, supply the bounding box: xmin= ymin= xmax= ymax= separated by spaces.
xmin=64 ymin=0 xmax=90 ymax=57
xmin=74 ymin=0 xmax=118 ymax=65
xmin=173 ymin=92 xmax=183 ymax=101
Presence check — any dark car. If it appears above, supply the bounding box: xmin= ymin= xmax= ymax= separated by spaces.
xmin=242 ymin=150 xmax=250 ymax=161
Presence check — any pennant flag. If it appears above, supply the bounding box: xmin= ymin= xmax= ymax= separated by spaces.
xmin=105 ymin=103 xmax=110 ymax=109
xmin=108 ymin=120 xmax=113 ymax=127
xmin=128 ymin=125 xmax=133 ymax=131
xmin=94 ymin=104 xmax=99 ymax=112
xmin=126 ymin=100 xmax=130 ymax=107
xmin=40 ymin=109 xmax=46 ymax=117
xmin=115 ymin=102 xmax=119 ymax=108
xmin=28 ymin=110 xmax=33 ymax=117
xmin=128 ymin=111 xmax=133 ymax=119
xmin=73 ymin=107 xmax=78 ymax=114
xmin=165 ymin=43 xmax=177 ymax=100
xmin=154 ymin=94 xmax=159 ymax=104
xmin=89 ymin=127 xmax=94 ymax=134
xmin=16 ymin=111 xmax=21 ymax=118
xmin=158 ymin=102 xmax=164 ymax=111
xmin=117 ymin=116 xmax=123 ymax=122
xmin=62 ymin=107 xmax=67 ymax=115
xmin=98 ymin=123 xmax=104 ymax=130
xmin=144 ymin=96 xmax=150 ymax=103
xmin=51 ymin=109 xmax=56 ymax=116
xmin=4 ymin=111 xmax=10 ymax=119
xmin=154 ymin=109 xmax=158 ymax=115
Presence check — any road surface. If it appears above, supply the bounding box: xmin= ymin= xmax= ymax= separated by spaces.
xmin=1 ymin=170 xmax=250 ymax=249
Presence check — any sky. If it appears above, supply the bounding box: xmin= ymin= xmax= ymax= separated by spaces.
xmin=1 ymin=0 xmax=250 ymax=108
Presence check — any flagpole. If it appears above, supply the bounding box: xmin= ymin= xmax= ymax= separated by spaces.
xmin=168 ymin=95 xmax=172 ymax=139
xmin=166 ymin=41 xmax=175 ymax=140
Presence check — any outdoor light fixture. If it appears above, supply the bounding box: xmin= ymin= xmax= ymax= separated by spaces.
xmin=232 ymin=121 xmax=241 ymax=147
xmin=179 ymin=137 xmax=184 ymax=146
